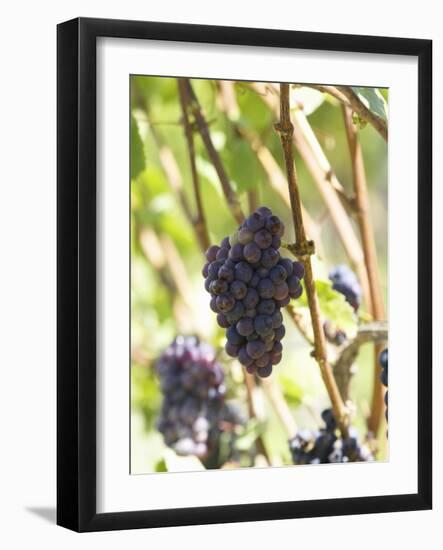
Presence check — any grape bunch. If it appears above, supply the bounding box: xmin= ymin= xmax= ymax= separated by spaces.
xmin=289 ymin=409 xmax=374 ymax=464
xmin=323 ymin=264 xmax=361 ymax=346
xmin=380 ymin=348 xmax=388 ymax=421
xmin=202 ymin=207 xmax=305 ymax=378
xmin=328 ymin=264 xmax=362 ymax=311
xmin=156 ymin=336 xmax=240 ymax=459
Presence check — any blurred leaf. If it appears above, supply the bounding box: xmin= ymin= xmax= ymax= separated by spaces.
xmin=298 ymin=279 xmax=357 ymax=334
xmin=131 ymin=115 xmax=145 ymax=180
xmin=155 ymin=458 xmax=167 ymax=472
xmin=235 ymin=419 xmax=264 ymax=451
xmin=279 ymin=375 xmax=303 ymax=406
xmin=222 ymin=139 xmax=262 ymax=193
xmin=351 ymin=87 xmax=388 ymax=122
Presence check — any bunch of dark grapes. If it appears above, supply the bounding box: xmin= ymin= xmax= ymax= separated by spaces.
xmin=323 ymin=320 xmax=347 ymax=346
xmin=323 ymin=264 xmax=362 ymax=346
xmin=202 ymin=207 xmax=305 ymax=378
xmin=380 ymin=348 xmax=388 ymax=421
xmin=328 ymin=264 xmax=362 ymax=311
xmin=156 ymin=336 xmax=240 ymax=459
xmin=289 ymin=409 xmax=374 ymax=464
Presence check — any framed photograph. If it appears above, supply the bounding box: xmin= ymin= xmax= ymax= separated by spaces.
xmin=57 ymin=17 xmax=432 ymax=532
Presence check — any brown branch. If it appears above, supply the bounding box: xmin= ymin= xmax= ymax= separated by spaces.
xmin=342 ymin=106 xmax=387 ymax=434
xmin=250 ymin=82 xmax=372 ymax=313
xmin=333 ymin=321 xmax=388 ymax=403
xmin=217 ymin=81 xmax=324 ymax=257
xmin=183 ymin=79 xmax=245 ymax=225
xmin=276 ymin=83 xmax=349 ymax=437
xmin=262 ymin=378 xmax=298 ymax=438
xmin=285 ymin=304 xmax=314 ymax=346
xmin=244 ymin=373 xmax=270 ymax=462
xmin=177 ymin=79 xmax=210 ymax=252
xmin=337 ymin=86 xmax=388 ymax=141
xmin=305 ymin=84 xmax=388 ymax=142
xmin=304 ymin=84 xmax=351 ymax=106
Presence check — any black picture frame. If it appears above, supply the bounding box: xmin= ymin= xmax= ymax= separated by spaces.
xmin=57 ymin=17 xmax=432 ymax=532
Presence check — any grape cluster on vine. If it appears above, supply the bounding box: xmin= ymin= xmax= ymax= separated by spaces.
xmin=289 ymin=408 xmax=374 ymax=464
xmin=329 ymin=264 xmax=362 ymax=311
xmin=380 ymin=348 xmax=388 ymax=421
xmin=156 ymin=336 xmax=241 ymax=460
xmin=202 ymin=206 xmax=305 ymax=378
xmin=323 ymin=264 xmax=362 ymax=346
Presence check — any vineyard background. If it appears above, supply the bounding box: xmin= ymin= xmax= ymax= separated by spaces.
xmin=130 ymin=77 xmax=388 ymax=474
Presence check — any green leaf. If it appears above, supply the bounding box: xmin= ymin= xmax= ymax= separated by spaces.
xmin=279 ymin=374 xmax=303 ymax=406
xmin=298 ymin=279 xmax=357 ymax=334
xmin=235 ymin=419 xmax=264 ymax=451
xmin=131 ymin=114 xmax=145 ymax=180
xmin=351 ymin=87 xmax=388 ymax=122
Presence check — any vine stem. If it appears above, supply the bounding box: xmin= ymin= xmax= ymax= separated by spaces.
xmin=177 ymin=79 xmax=210 ymax=251
xmin=342 ymin=105 xmax=387 ymax=434
xmin=276 ymin=83 xmax=349 ymax=437
xmin=336 ymin=87 xmax=388 ymax=142
xmin=183 ymin=79 xmax=245 ymax=225
xmin=250 ymin=82 xmax=372 ymax=313
xmin=303 ymin=84 xmax=387 ymax=141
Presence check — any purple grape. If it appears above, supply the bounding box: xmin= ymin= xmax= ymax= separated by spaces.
xmin=255 ymin=353 xmax=270 ymax=368
xmin=271 ymin=310 xmax=283 ymax=329
xmin=246 ymin=212 xmax=265 ymax=232
xmin=257 ymin=278 xmax=275 ymax=299
xmin=238 ymin=227 xmax=254 ymax=245
xmin=217 ymin=314 xmax=230 ymax=328
xmin=226 ymin=325 xmax=244 ymax=346
xmin=210 ymin=296 xmax=218 ymax=313
xmin=230 ymin=280 xmax=247 ymax=300
xmin=244 ymin=242 xmax=262 ymax=263
xmin=237 ymin=317 xmax=254 ymax=337
xmin=205 ymin=245 xmax=220 ymax=262
xmin=220 ymin=237 xmax=230 ymax=249
xmin=279 ymin=258 xmax=293 ymax=276
xmin=254 ymin=229 xmax=273 ymax=249
xmin=274 ymin=324 xmax=286 ymax=341
xmin=246 ymin=340 xmax=266 ymax=359
xmin=265 ymin=215 xmax=284 ymax=236
xmin=216 ymin=294 xmax=235 ymax=313
xmin=225 ymin=341 xmax=240 ymax=357
xmin=243 ymin=288 xmax=259 ymax=309
xmin=218 ymin=264 xmax=234 ymax=282
xmin=238 ymin=346 xmax=254 ymax=366
xmin=274 ymin=282 xmax=289 ymax=301
xmin=292 ymin=261 xmax=305 ymax=279
xmin=270 ymin=265 xmax=287 ymax=284
xmin=202 ymin=263 xmax=210 ymax=278
xmin=257 ymin=364 xmax=273 ymax=378
xmin=235 ymin=261 xmax=253 ymax=283
xmin=257 ymin=299 xmax=275 ymax=315
xmin=210 ymin=279 xmax=228 ymax=296
xmin=229 ymin=243 xmax=244 ymax=262
xmin=256 ymin=206 xmax=272 ymax=217
xmin=216 ymin=247 xmax=229 ymax=261
xmin=249 ymin=273 xmax=260 ymax=287
xmin=226 ymin=301 xmax=245 ymax=323
xmin=254 ymin=315 xmax=274 ymax=336
xmin=261 ymin=247 xmax=280 ymax=268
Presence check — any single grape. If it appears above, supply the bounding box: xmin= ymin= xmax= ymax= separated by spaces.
xmin=246 ymin=340 xmax=266 ymax=359
xmin=254 ymin=229 xmax=273 ymax=249
xmin=205 ymin=245 xmax=220 ymax=262
xmin=230 ymin=280 xmax=247 ymax=300
xmin=237 ymin=317 xmax=254 ymax=337
xmin=244 ymin=242 xmax=262 ymax=263
xmin=257 ymin=278 xmax=275 ymax=299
